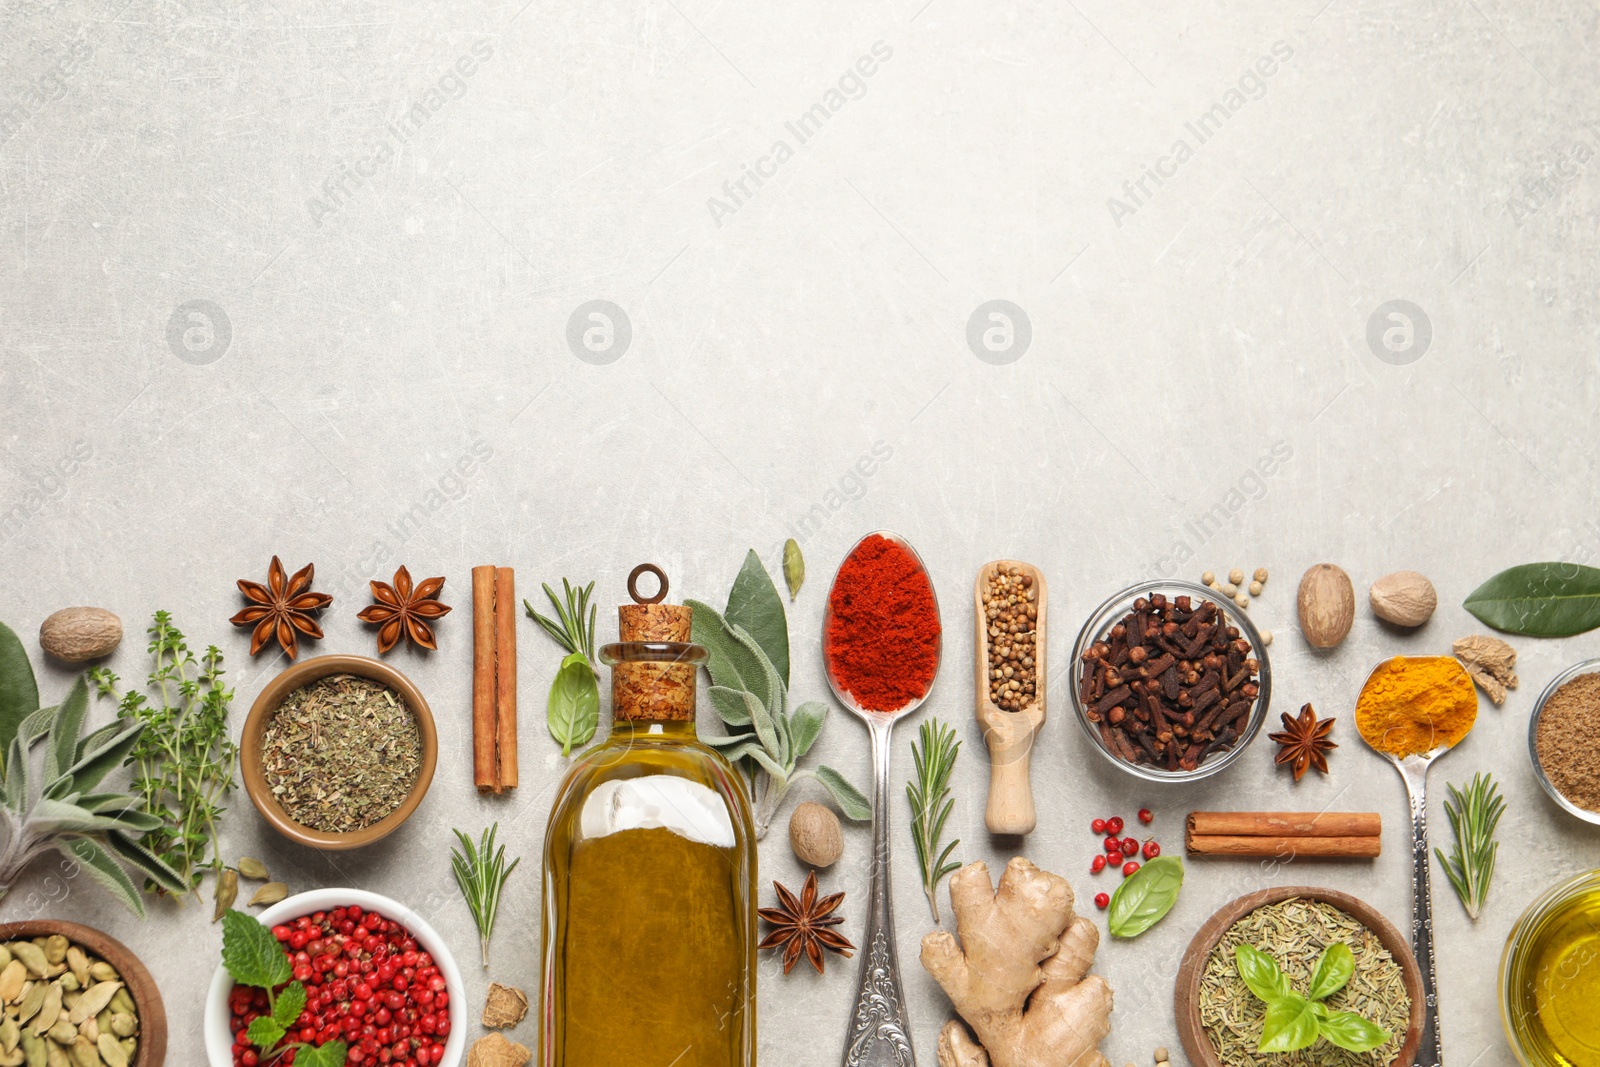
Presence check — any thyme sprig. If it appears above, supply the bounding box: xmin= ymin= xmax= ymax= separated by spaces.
xmin=450 ymin=823 xmax=520 ymax=968
xmin=907 ymin=718 xmax=961 ymax=922
xmin=525 ymin=579 xmax=597 ymax=664
xmin=1435 ymin=772 xmax=1504 ymax=921
xmin=90 ymin=611 xmax=237 ymax=902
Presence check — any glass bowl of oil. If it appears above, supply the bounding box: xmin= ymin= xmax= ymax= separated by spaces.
xmin=1501 ymin=869 xmax=1600 ymax=1067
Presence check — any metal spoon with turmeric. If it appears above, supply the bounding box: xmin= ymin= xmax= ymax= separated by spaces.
xmin=1355 ymin=655 xmax=1477 ymax=1067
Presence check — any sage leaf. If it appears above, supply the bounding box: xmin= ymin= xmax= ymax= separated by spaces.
xmin=0 ymin=620 xmax=40 ymax=773
xmin=1234 ymin=943 xmax=1290 ymax=1004
xmin=1107 ymin=855 xmax=1183 ymax=938
xmin=1317 ymin=1009 xmax=1391 ymax=1053
xmin=547 ymin=653 xmax=599 ymax=758
xmin=783 ymin=539 xmax=805 ymax=600
xmin=1307 ymin=942 xmax=1354 ymax=1000
xmin=708 ymin=686 xmax=752 ymax=727
xmin=814 ymin=765 xmax=871 ymax=821
xmin=1463 ymin=562 xmax=1600 ymax=636
xmin=1259 ymin=993 xmax=1320 ymax=1053
xmin=788 ymin=701 xmax=826 ymax=761
xmin=724 ymin=549 xmax=790 ymax=685
xmin=687 ymin=601 xmax=773 ymax=708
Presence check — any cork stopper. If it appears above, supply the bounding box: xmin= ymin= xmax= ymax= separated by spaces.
xmin=608 ymin=565 xmax=700 ymax=721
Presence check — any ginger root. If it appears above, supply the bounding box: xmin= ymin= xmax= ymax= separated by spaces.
xmin=920 ymin=858 xmax=1113 ymax=1067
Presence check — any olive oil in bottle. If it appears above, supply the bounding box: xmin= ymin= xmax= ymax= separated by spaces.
xmin=539 ymin=575 xmax=757 ymax=1067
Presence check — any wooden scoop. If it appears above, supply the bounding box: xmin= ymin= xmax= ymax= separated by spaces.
xmin=974 ymin=560 xmax=1046 ymax=835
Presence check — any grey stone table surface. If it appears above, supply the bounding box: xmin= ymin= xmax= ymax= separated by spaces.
xmin=4 ymin=0 xmax=1600 ymax=1063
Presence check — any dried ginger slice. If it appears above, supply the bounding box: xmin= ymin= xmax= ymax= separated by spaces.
xmin=468 ymin=1034 xmax=531 ymax=1067
xmin=1454 ymin=635 xmax=1518 ymax=705
xmin=482 ymin=982 xmax=529 ymax=1029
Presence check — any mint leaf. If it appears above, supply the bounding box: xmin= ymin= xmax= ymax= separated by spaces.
xmin=274 ymin=981 xmax=307 ymax=1028
xmin=294 ymin=1039 xmax=349 ymax=1067
xmin=245 ymin=1017 xmax=286 ymax=1050
xmin=221 ymin=909 xmax=291 ymax=990
xmin=1308 ymin=942 xmax=1354 ymax=1001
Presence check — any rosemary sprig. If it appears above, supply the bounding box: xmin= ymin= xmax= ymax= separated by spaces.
xmin=907 ymin=718 xmax=961 ymax=922
xmin=525 ymin=579 xmax=597 ymax=663
xmin=450 ymin=824 xmax=521 ymax=968
xmin=1434 ymin=772 xmax=1504 ymax=921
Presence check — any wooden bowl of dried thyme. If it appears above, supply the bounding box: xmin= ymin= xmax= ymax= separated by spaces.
xmin=1174 ymin=886 xmax=1424 ymax=1067
xmin=241 ymin=655 xmax=437 ymax=850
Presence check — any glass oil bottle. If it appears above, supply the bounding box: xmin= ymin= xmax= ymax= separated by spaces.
xmin=539 ymin=567 xmax=757 ymax=1067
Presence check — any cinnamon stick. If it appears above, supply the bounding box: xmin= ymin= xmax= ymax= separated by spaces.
xmin=472 ymin=565 xmax=499 ymax=793
xmin=1187 ymin=811 xmax=1381 ymax=839
xmin=1184 ymin=834 xmax=1381 ymax=859
xmin=493 ymin=567 xmax=517 ymax=790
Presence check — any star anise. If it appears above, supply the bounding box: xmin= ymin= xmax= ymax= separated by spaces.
xmin=758 ymin=871 xmax=855 ymax=975
xmin=1269 ymin=702 xmax=1337 ymax=781
xmin=357 ymin=566 xmax=452 ymax=654
xmin=230 ymin=556 xmax=333 ymax=660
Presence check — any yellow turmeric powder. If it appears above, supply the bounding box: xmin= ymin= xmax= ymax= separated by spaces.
xmin=1355 ymin=656 xmax=1477 ymax=757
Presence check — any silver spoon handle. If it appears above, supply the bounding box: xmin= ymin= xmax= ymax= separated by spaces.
xmin=842 ymin=717 xmax=916 ymax=1067
xmin=1401 ymin=764 xmax=1442 ymax=1067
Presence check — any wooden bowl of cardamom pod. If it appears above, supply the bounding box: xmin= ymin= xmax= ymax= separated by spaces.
xmin=0 ymin=919 xmax=166 ymax=1067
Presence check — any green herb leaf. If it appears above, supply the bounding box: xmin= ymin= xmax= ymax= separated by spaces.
xmin=687 ymin=601 xmax=773 ymax=709
xmin=1307 ymin=942 xmax=1355 ymax=1001
xmin=814 ymin=765 xmax=871 ymax=821
xmin=783 ymin=539 xmax=805 ymax=600
xmin=1108 ymin=855 xmax=1184 ymax=938
xmin=1259 ymin=994 xmax=1320 ymax=1053
xmin=293 ymin=1039 xmax=349 ymax=1067
xmin=525 ymin=579 xmax=597 ymax=662
xmin=0 ymin=620 xmax=40 ymax=774
xmin=1463 ymin=562 xmax=1600 ymax=636
xmin=274 ymin=981 xmax=307 ymax=1028
xmin=724 ymin=550 xmax=790 ymax=686
xmin=1436 ymin=772 xmax=1504 ymax=921
xmin=1234 ymin=944 xmax=1290 ymax=1004
xmin=45 ymin=676 xmax=89 ymax=786
xmin=55 ymin=837 xmax=145 ymax=919
xmin=787 ymin=701 xmax=826 ymax=761
xmin=451 ymin=824 xmax=520 ymax=969
xmin=221 ymin=909 xmax=293 ymax=990
xmin=547 ymin=653 xmax=599 ymax=758
xmin=246 ymin=1017 xmax=287 ymax=1050
xmin=1317 ymin=1009 xmax=1391 ymax=1052
xmin=906 ymin=719 xmax=961 ymax=921
xmin=708 ymin=686 xmax=753 ymax=727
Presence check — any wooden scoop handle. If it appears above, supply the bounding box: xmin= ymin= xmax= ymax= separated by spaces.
xmin=974 ymin=561 xmax=1047 ymax=836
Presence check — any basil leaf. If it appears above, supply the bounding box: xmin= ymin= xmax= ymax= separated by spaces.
xmin=783 ymin=538 xmax=805 ymax=600
xmin=547 ymin=653 xmax=599 ymax=758
xmin=221 ymin=909 xmax=292 ymax=990
xmin=1317 ymin=1009 xmax=1391 ymax=1052
xmin=1259 ymin=993 xmax=1320 ymax=1053
xmin=1234 ymin=943 xmax=1290 ymax=1004
xmin=1308 ymin=942 xmax=1354 ymax=1001
xmin=1463 ymin=562 xmax=1600 ymax=636
xmin=0 ymin=620 xmax=39 ymax=776
xmin=1107 ymin=855 xmax=1183 ymax=938
xmin=725 ymin=549 xmax=790 ymax=685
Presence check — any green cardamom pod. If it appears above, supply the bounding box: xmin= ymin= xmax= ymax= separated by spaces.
xmin=95 ymin=1036 xmax=124 ymax=1067
xmin=8 ymin=948 xmax=45 ymax=982
xmin=43 ymin=1022 xmax=73 ymax=1048
xmin=0 ymin=961 xmax=24 ymax=1004
xmin=38 ymin=943 xmax=64 ymax=970
xmin=248 ymin=882 xmax=288 ymax=907
xmin=212 ymin=869 xmax=238 ymax=923
xmin=66 ymin=985 xmax=117 ymax=1028
xmin=784 ymin=538 xmax=805 ymax=600
xmin=0 ymin=1018 xmax=19 ymax=1053
xmin=55 ymin=977 xmax=76 ymax=995
xmin=0 ymin=948 xmax=12 ymax=970
xmin=62 ymin=953 xmax=84 ymax=992
xmin=27 ymin=985 xmax=61 ymax=1036
xmin=19 ymin=1033 xmax=44 ymax=1067
xmin=64 ymin=1037 xmax=94 ymax=1067
xmin=104 ymin=992 xmax=131 ymax=1018
xmin=104 ymin=1017 xmax=132 ymax=1041
xmin=0 ymin=1044 xmax=25 ymax=1067
xmin=71 ymin=1022 xmax=93 ymax=1049
xmin=15 ymin=984 xmax=46 ymax=1027
xmin=236 ymin=857 xmax=270 ymax=881
xmin=117 ymin=1039 xmax=133 ymax=1062
xmin=81 ymin=967 xmax=111 ymax=987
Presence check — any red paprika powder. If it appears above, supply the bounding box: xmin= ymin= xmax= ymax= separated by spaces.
xmin=824 ymin=534 xmax=941 ymax=711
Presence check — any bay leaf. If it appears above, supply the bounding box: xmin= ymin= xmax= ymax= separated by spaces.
xmin=783 ymin=539 xmax=805 ymax=601
xmin=1463 ymin=562 xmax=1600 ymax=636
xmin=724 ymin=549 xmax=790 ymax=686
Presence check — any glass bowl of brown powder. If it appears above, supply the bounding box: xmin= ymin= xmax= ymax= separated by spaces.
xmin=1530 ymin=658 xmax=1600 ymax=826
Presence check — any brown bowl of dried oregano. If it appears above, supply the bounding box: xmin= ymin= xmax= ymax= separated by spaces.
xmin=242 ymin=655 xmax=438 ymax=850
xmin=1174 ymin=886 xmax=1424 ymax=1067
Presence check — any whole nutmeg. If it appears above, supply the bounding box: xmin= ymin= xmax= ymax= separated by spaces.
xmin=1369 ymin=571 xmax=1437 ymax=628
xmin=39 ymin=607 xmax=123 ymax=663
xmin=1297 ymin=564 xmax=1355 ymax=649
xmin=788 ymin=801 xmax=843 ymax=868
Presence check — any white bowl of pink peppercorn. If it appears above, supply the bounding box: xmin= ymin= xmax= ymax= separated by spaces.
xmin=203 ymin=888 xmax=467 ymax=1067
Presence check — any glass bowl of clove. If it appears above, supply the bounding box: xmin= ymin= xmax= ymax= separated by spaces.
xmin=1070 ymin=581 xmax=1272 ymax=783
